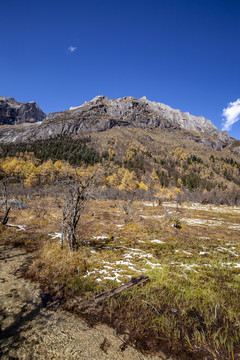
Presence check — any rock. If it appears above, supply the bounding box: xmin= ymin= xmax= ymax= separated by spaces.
xmin=65 ymin=95 xmax=218 ymax=135
xmin=36 ymin=95 xmax=217 ymax=138
xmin=218 ymin=130 xmax=233 ymax=145
xmin=0 ymin=96 xmax=45 ymax=126
xmin=197 ymin=138 xmax=223 ymax=151
xmin=0 ymin=95 xmax=233 ymax=150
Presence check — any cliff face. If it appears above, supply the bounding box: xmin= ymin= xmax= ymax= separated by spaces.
xmin=0 ymin=95 xmax=233 ymax=151
xmin=0 ymin=96 xmax=45 ymax=126
xmin=52 ymin=95 xmax=219 ymax=135
xmin=71 ymin=95 xmax=219 ymax=134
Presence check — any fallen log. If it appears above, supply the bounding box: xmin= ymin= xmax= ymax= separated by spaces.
xmin=64 ymin=275 xmax=150 ymax=314
xmin=93 ymin=275 xmax=150 ymax=305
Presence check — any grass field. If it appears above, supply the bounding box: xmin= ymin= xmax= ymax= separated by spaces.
xmin=1 ymin=198 xmax=240 ymax=359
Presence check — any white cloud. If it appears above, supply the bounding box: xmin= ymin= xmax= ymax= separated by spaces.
xmin=222 ymin=98 xmax=240 ymax=131
xmin=68 ymin=46 xmax=77 ymax=53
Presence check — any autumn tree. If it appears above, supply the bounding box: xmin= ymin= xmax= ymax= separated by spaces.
xmin=118 ymin=169 xmax=138 ymax=191
xmin=155 ymin=187 xmax=183 ymax=204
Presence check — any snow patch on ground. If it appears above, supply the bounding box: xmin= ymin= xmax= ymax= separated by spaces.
xmin=151 ymin=239 xmax=165 ymax=244
xmin=84 ymin=248 xmax=162 ymax=283
xmin=222 ymin=263 xmax=240 ymax=269
xmin=140 ymin=215 xmax=165 ymax=219
xmin=92 ymin=235 xmax=109 ymax=240
xmin=182 ymin=218 xmax=223 ymax=226
xmin=17 ymin=225 xmax=26 ymax=231
xmin=217 ymin=247 xmax=239 ymax=257
xmin=142 ymin=202 xmax=158 ymax=207
xmin=49 ymin=232 xmax=62 ymax=239
xmin=7 ymin=223 xmax=26 ymax=231
xmin=180 ymin=264 xmax=198 ymax=272
xmin=228 ymin=225 xmax=240 ymax=230
xmin=175 ymin=250 xmax=192 ymax=255
xmin=162 ymin=202 xmax=240 ymax=214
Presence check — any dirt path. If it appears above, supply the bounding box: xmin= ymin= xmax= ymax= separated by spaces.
xmin=0 ymin=245 xmax=168 ymax=360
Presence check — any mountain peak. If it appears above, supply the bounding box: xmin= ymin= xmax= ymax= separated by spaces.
xmin=140 ymin=96 xmax=148 ymax=101
xmin=90 ymin=95 xmax=106 ymax=103
xmin=0 ymin=95 xmax=233 ymax=151
xmin=0 ymin=96 xmax=45 ymax=126
xmin=69 ymin=95 xmax=218 ymax=135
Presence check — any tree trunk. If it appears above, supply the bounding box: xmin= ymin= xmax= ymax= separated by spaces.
xmin=2 ymin=207 xmax=11 ymax=225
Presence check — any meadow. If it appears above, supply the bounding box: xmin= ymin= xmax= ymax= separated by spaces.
xmin=1 ymin=196 xmax=240 ymax=359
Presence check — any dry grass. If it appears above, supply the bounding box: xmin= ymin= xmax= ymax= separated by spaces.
xmin=1 ymin=197 xmax=240 ymax=359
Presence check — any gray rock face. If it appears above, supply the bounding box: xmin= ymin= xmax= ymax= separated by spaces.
xmin=0 ymin=95 xmax=233 ymax=150
xmin=69 ymin=95 xmax=218 ymax=134
xmin=0 ymin=96 xmax=45 ymax=125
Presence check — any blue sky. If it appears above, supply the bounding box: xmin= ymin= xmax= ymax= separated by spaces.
xmin=1 ymin=0 xmax=240 ymax=139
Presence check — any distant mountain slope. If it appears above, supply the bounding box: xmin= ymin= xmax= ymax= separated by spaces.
xmin=0 ymin=96 xmax=233 ymax=152
xmin=0 ymin=96 xmax=45 ymax=126
xmin=0 ymin=96 xmax=240 ymax=197
xmin=1 ymin=126 xmax=240 ymax=198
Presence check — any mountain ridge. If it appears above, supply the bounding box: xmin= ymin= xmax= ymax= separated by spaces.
xmin=0 ymin=95 xmax=233 ymax=152
xmin=69 ymin=95 xmax=219 ymax=135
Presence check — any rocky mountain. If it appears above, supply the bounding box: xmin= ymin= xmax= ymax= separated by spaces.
xmin=70 ymin=95 xmax=218 ymax=134
xmin=0 ymin=95 xmax=234 ymax=152
xmin=0 ymin=96 xmax=45 ymax=126
xmin=1 ymin=95 xmax=240 ymax=196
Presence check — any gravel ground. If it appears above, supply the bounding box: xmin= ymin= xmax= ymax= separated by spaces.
xmin=0 ymin=245 xmax=169 ymax=360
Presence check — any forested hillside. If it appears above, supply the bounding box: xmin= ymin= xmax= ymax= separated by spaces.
xmin=0 ymin=128 xmax=239 ymax=204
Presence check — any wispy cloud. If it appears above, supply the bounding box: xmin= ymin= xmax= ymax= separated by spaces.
xmin=222 ymin=98 xmax=240 ymax=131
xmin=68 ymin=46 xmax=77 ymax=53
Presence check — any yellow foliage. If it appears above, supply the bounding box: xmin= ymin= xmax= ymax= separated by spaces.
xmin=155 ymin=187 xmax=183 ymax=201
xmin=122 ymin=148 xmax=136 ymax=162
xmin=108 ymin=147 xmax=115 ymax=160
xmin=25 ymin=172 xmax=38 ymax=187
xmin=122 ymin=141 xmax=147 ymax=163
xmin=38 ymin=159 xmax=55 ymax=182
xmin=117 ymin=168 xmax=127 ymax=180
xmin=54 ymin=160 xmax=65 ymax=172
xmin=150 ymin=170 xmax=160 ymax=189
xmin=118 ymin=169 xmax=138 ymax=191
xmin=137 ymin=181 xmax=148 ymax=190
xmin=106 ymin=173 xmax=119 ymax=187
xmin=177 ymin=178 xmax=183 ymax=188
xmin=171 ymin=148 xmax=188 ymax=161
xmin=2 ymin=157 xmax=26 ymax=178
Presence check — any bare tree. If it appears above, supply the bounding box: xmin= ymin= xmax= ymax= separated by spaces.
xmin=0 ymin=175 xmax=14 ymax=225
xmin=59 ymin=174 xmax=95 ymax=253
xmin=122 ymin=199 xmax=136 ymax=224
